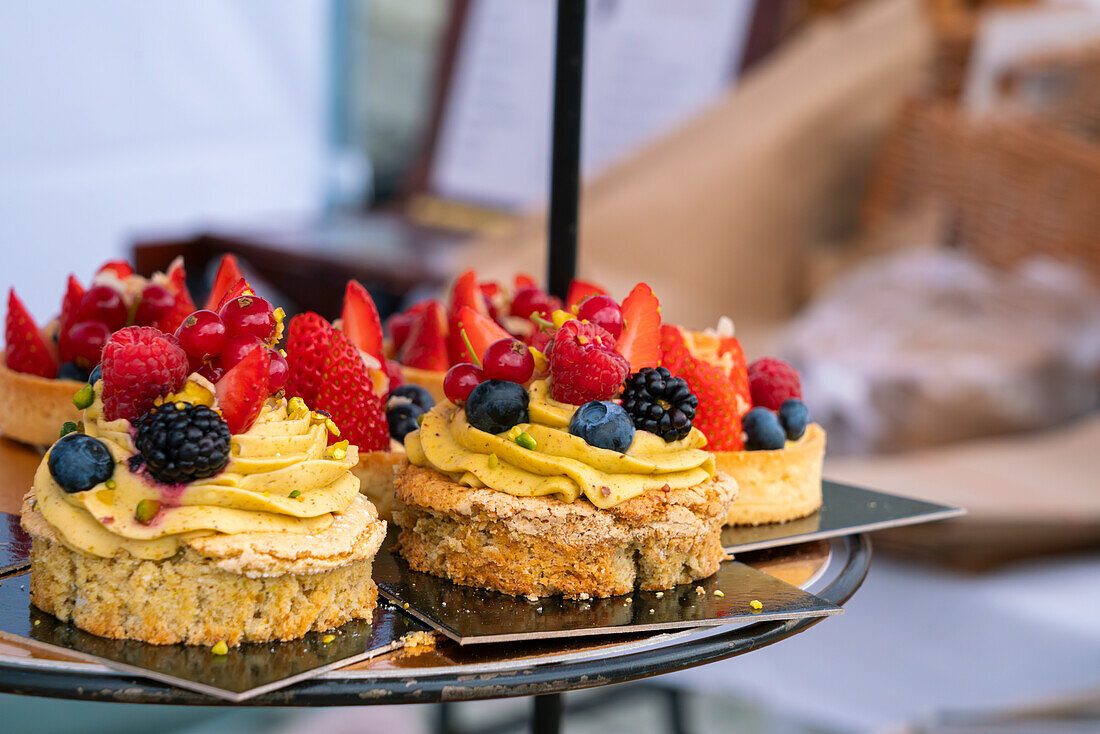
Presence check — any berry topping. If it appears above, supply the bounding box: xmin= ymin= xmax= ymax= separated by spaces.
xmin=482 ymin=337 xmax=535 ymax=383
xmin=615 ymin=283 xmax=661 ymax=370
xmin=134 ymin=283 xmax=176 ymax=327
xmin=57 ymin=275 xmax=86 ymax=349
xmin=214 ymin=345 xmax=270 ymax=434
xmin=548 ymin=320 xmax=629 ymax=405
xmin=387 ymin=402 xmax=423 ymax=443
xmin=284 ymin=312 xmax=389 ymax=451
xmin=444 ymin=363 xmax=484 ymax=403
xmin=153 ymin=256 xmax=197 ymax=334
xmin=5 ymin=289 xmax=58 ymax=378
xmin=77 ymin=285 xmax=128 ymax=332
xmin=569 ymin=400 xmax=635 ymax=452
xmin=266 ymin=348 xmax=289 ymax=393
xmin=100 ymin=326 xmax=189 ymax=422
xmin=566 ymin=278 xmax=607 ymax=311
xmin=513 ymin=273 xmax=538 ymax=290
xmin=47 ymin=433 xmax=114 ymax=493
xmin=174 ymin=310 xmax=228 ymax=361
xmin=510 ymin=287 xmax=562 ymax=321
xmin=450 ymin=306 xmax=509 ymax=366
xmin=778 ymin=398 xmax=810 ymax=441
xmin=203 ymin=254 xmax=245 ymax=311
xmin=620 ymin=367 xmax=696 ymax=442
xmin=341 ymin=279 xmax=385 ymax=362
xmin=219 ymin=295 xmax=276 ymax=342
xmin=387 ymin=384 xmax=435 ymax=413
xmin=660 ymin=325 xmax=743 ymax=450
xmin=399 ymin=300 xmax=449 ymax=371
xmin=742 ymin=407 xmax=787 ymax=451
xmin=215 ymin=277 xmax=255 ymax=311
xmin=748 ymin=358 xmax=802 ymax=410
xmin=465 ymin=379 xmax=529 ymax=434
xmin=219 ymin=333 xmax=265 ymax=370
xmin=57 ymin=361 xmax=90 ymax=382
xmin=449 ymin=269 xmax=492 ymax=321
xmin=386 ymin=310 xmax=417 ymax=355
xmin=134 ymin=403 xmax=231 ymax=484
xmin=65 ymin=321 xmax=111 ymax=370
xmin=575 ymin=294 xmax=624 ymax=340
xmin=97 ymin=260 xmax=134 ymax=280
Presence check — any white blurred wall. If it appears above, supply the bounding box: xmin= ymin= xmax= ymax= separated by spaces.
xmin=0 ymin=1 xmax=330 ymax=323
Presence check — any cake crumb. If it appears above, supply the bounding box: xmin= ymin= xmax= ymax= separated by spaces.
xmin=322 ymin=634 xmax=335 ymax=644
xmin=714 ymin=590 xmax=725 ymax=598
xmin=750 ymin=600 xmax=763 ymax=612
xmin=655 ymin=592 xmax=664 ymax=598
xmin=400 ymin=631 xmax=437 ymax=655
xmin=526 ymin=593 xmax=539 ymax=602
xmin=695 ymin=586 xmax=706 ymax=596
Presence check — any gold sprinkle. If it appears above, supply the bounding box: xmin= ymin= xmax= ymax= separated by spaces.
xmin=322 ymin=634 xmax=335 ymax=644
xmin=211 ymin=641 xmax=229 ymax=656
xmin=750 ymin=600 xmax=763 ymax=612
xmin=33 ymin=619 xmax=40 ymax=626
xmin=714 ymin=590 xmax=725 ymax=598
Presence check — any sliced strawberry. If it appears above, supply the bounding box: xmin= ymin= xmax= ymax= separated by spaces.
xmin=312 ymin=329 xmax=389 ymax=451
xmin=57 ymin=275 xmax=87 ymax=363
xmin=386 ymin=311 xmax=417 ymax=355
xmin=204 ymin=254 xmax=245 ymax=311
xmin=341 ymin=280 xmax=385 ymax=362
xmin=566 ymin=278 xmax=607 ymax=311
xmin=151 ymin=256 xmax=197 ymax=334
xmin=216 ymin=346 xmax=270 ymax=434
xmin=400 ymin=301 xmax=449 ymax=371
xmin=215 ymin=277 xmax=255 ymax=312
xmin=718 ymin=335 xmax=752 ymax=415
xmin=5 ymin=289 xmax=58 ymax=378
xmin=97 ymin=260 xmax=134 ymax=279
xmin=450 ymin=270 xmax=489 ymax=317
xmin=384 ymin=359 xmax=405 ymax=390
xmin=660 ymin=325 xmax=742 ymax=450
xmin=514 ymin=273 xmax=538 ymax=291
xmin=451 ymin=306 xmax=509 ymax=365
xmin=615 ymin=283 xmax=661 ymax=370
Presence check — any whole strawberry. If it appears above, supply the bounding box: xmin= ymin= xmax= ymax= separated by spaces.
xmin=549 ymin=320 xmax=629 ymax=404
xmin=660 ymin=325 xmax=743 ymax=451
xmin=748 ymin=357 xmax=802 ymax=410
xmin=284 ymin=312 xmax=332 ymax=403
xmin=101 ymin=326 xmax=188 ymax=421
xmin=5 ymin=289 xmax=58 ymax=378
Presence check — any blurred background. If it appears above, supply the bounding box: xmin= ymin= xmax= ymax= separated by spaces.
xmin=2 ymin=0 xmax=1099 ymax=732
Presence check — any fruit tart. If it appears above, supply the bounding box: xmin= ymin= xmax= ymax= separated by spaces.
xmin=392 ymin=283 xmax=738 ymax=599
xmin=21 ymin=311 xmax=386 ymax=647
xmin=1 ymin=258 xmax=198 ymax=447
xmin=660 ymin=321 xmax=825 ymax=527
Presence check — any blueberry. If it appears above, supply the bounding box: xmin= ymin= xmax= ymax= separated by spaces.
xmin=465 ymin=380 xmax=529 ymax=434
xmin=778 ymin=399 xmax=810 ymax=441
xmin=47 ymin=433 xmax=114 ymax=493
xmin=742 ymin=407 xmax=787 ymax=451
xmin=56 ymin=362 xmax=90 ymax=382
xmin=87 ymin=363 xmax=102 ymax=384
xmin=387 ymin=403 xmax=424 ymax=442
xmin=569 ymin=401 xmax=635 ymax=452
xmin=387 ymin=384 xmax=434 ymax=413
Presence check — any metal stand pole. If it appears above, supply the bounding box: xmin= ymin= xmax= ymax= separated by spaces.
xmin=532 ymin=692 xmax=564 ymax=734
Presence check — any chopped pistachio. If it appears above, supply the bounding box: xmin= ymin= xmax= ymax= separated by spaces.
xmin=514 ymin=432 xmax=537 ymax=450
xmin=287 ymin=397 xmax=309 ymax=417
xmin=58 ymin=421 xmax=79 ymax=438
xmin=288 ymin=490 xmax=301 ymax=499
xmin=551 ymin=310 xmax=574 ymax=330
xmin=211 ymin=641 xmax=229 ymax=656
xmin=134 ymin=499 xmax=160 ymax=525
xmin=72 ymin=384 xmax=94 ymax=410
xmin=488 ymin=453 xmax=499 ymax=469
xmin=329 ymin=440 xmax=349 ymax=461
xmin=416 ymin=413 xmax=425 ymax=426
xmin=324 ymin=418 xmax=341 ymax=437
xmin=105 ymin=479 xmax=117 ymax=490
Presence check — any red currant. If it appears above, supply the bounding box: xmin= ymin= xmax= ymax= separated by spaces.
xmin=481 ymin=338 xmax=535 ymax=383
xmin=78 ymin=285 xmax=128 ymax=331
xmin=575 ymin=294 xmax=623 ymax=340
xmin=219 ymin=333 xmax=265 ymax=370
xmin=219 ymin=295 xmax=275 ymax=341
xmin=66 ymin=321 xmax=111 ymax=369
xmin=510 ymin=287 xmax=562 ymax=320
xmin=443 ymin=363 xmax=484 ymax=404
xmin=174 ymin=310 xmax=228 ymax=361
xmin=197 ymin=361 xmax=225 ymax=384
xmin=133 ymin=283 xmax=176 ymax=326
xmin=267 ymin=348 xmax=289 ymax=392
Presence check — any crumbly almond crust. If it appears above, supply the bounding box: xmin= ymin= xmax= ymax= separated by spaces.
xmin=392 ymin=463 xmax=737 ymax=599
xmin=21 ymin=493 xmax=386 ymax=645
xmin=0 ymin=355 xmax=84 ymax=447
xmin=714 ymin=424 xmax=826 ymax=526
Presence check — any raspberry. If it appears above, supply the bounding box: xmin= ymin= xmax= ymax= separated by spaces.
xmin=100 ymin=326 xmax=188 ymax=421
xmin=748 ymin=357 xmax=802 ymax=410
xmin=549 ymin=320 xmax=629 ymax=404
xmin=285 ymin=312 xmax=389 ymax=451
xmin=660 ymin=325 xmax=742 ymax=450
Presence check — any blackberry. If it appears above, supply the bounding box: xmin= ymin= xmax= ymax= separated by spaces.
xmin=134 ymin=403 xmax=231 ymax=484
xmin=620 ymin=367 xmax=698 ymax=442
